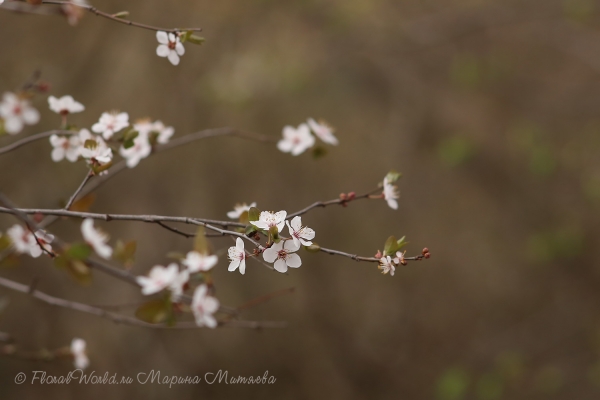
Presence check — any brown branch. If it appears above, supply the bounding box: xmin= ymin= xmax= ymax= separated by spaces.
xmin=0 ymin=276 xmax=285 ymax=329
xmin=2 ymin=1 xmax=202 ymax=34
xmin=0 ymin=130 xmax=74 ymax=156
xmin=64 ymin=169 xmax=93 ymax=210
xmin=287 ymin=188 xmax=383 ymax=219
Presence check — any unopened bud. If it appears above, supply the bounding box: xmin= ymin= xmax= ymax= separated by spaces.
xmin=424 ymin=253 xmax=430 ymax=259
xmin=347 ymin=192 xmax=356 ymax=200
xmin=374 ymin=250 xmax=382 ymax=258
xmin=339 ymin=193 xmax=347 ymax=200
xmin=422 ymin=247 xmax=429 ymax=255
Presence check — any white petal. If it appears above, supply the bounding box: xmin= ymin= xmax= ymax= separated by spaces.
xmin=51 ymin=147 xmax=65 ymax=162
xmin=167 ymin=51 xmax=180 ymax=66
xmin=156 ymin=44 xmax=170 ymax=57
xmin=175 ymin=42 xmax=185 ymax=56
xmin=274 ymin=259 xmax=287 ymax=273
xmin=286 ymin=253 xmax=302 ymax=268
xmin=228 ymin=259 xmax=240 ymax=272
xmin=4 ymin=117 xmax=23 ymax=134
xmin=239 ymin=259 xmax=246 ymax=275
xmin=262 ymin=248 xmax=278 ymax=263
xmin=22 ymin=107 xmax=40 ymax=124
xmin=236 ymin=237 xmax=244 ymax=250
xmin=156 ymin=31 xmax=169 ymax=44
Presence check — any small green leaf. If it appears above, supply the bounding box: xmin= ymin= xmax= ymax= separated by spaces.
xmin=113 ymin=240 xmax=136 ymax=267
xmin=187 ymin=35 xmax=206 ymax=45
xmin=180 ymin=30 xmax=193 ymax=43
xmin=248 ymin=207 xmax=261 ymax=222
xmin=396 ymin=236 xmax=409 ymax=250
xmin=112 ymin=11 xmax=130 ymax=19
xmin=304 ymin=243 xmax=321 ymax=253
xmin=383 ymin=235 xmax=398 ymax=256
xmin=385 ymin=170 xmax=402 ymax=183
xmin=135 ymin=300 xmax=170 ymax=324
xmin=193 ymin=226 xmax=209 ymax=255
xmin=239 ymin=211 xmax=250 ymax=224
xmin=66 ymin=260 xmax=92 ymax=285
xmin=0 ymin=234 xmax=11 ymax=252
xmin=245 ymin=225 xmax=259 ymax=237
xmin=269 ymin=226 xmax=280 ymax=243
xmin=66 ymin=243 xmax=92 ymax=260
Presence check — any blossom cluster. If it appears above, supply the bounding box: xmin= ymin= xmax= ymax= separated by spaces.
xmin=44 ymin=95 xmax=174 ymax=169
xmin=227 ymin=207 xmax=315 ymax=274
xmin=6 ymin=225 xmax=54 ymax=258
xmin=135 ymin=251 xmax=219 ymax=328
xmin=277 ymin=118 xmax=338 ymax=156
xmin=378 ymin=250 xmax=405 ymax=277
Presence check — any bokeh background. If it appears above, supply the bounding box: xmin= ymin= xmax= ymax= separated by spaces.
xmin=1 ymin=0 xmax=600 ymax=398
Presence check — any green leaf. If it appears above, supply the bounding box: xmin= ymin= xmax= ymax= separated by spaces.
xmin=245 ymin=225 xmax=259 ymax=237
xmin=62 ymin=259 xmax=92 ymax=285
xmin=187 ymin=35 xmax=206 ymax=45
xmin=385 ymin=170 xmax=402 ymax=183
xmin=113 ymin=240 xmax=137 ymax=267
xmin=0 ymin=234 xmax=11 ymax=252
xmin=304 ymin=243 xmax=321 ymax=253
xmin=239 ymin=210 xmax=250 ymax=224
xmin=248 ymin=207 xmax=261 ymax=222
xmin=180 ymin=30 xmax=193 ymax=43
xmin=66 ymin=243 xmax=92 ymax=260
xmin=396 ymin=236 xmax=409 ymax=250
xmin=193 ymin=226 xmax=209 ymax=255
xmin=269 ymin=226 xmax=280 ymax=243
xmin=135 ymin=300 xmax=170 ymax=324
xmin=91 ymin=161 xmax=113 ymax=175
xmin=312 ymin=146 xmax=327 ymax=159
xmin=112 ymin=11 xmax=130 ymax=19
xmin=383 ymin=235 xmax=398 ymax=256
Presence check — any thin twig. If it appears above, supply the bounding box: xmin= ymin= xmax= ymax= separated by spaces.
xmin=3 ymin=1 xmax=203 ymax=34
xmin=0 ymin=276 xmax=285 ymax=329
xmin=0 ymin=130 xmax=73 ymax=156
xmin=287 ymin=188 xmax=383 ymax=219
xmin=64 ymin=169 xmax=93 ymax=210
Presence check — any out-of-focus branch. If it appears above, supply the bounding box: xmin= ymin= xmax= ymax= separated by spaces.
xmin=64 ymin=169 xmax=93 ymax=210
xmin=0 ymin=130 xmax=73 ymax=156
xmin=287 ymin=188 xmax=383 ymax=219
xmin=0 ymin=276 xmax=285 ymax=329
xmin=1 ymin=0 xmax=202 ymax=34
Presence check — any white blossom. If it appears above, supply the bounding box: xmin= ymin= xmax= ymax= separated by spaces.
xmin=277 ymin=124 xmax=315 ymax=156
xmin=79 ymin=132 xmax=113 ymax=166
xmin=286 ymin=216 xmax=315 ymax=250
xmin=250 ymin=210 xmax=287 ymax=233
xmin=0 ymin=92 xmax=39 ymax=134
xmin=136 ymin=263 xmax=180 ymax=295
xmin=393 ymin=250 xmax=405 ymax=265
xmin=307 ymin=118 xmax=338 ymax=145
xmin=182 ymin=251 xmax=218 ymax=273
xmin=383 ymin=177 xmax=399 ymax=210
xmin=153 ymin=120 xmax=175 ymax=144
xmin=262 ymin=240 xmax=302 ymax=273
xmin=48 ymin=95 xmax=85 ymax=115
xmin=91 ymin=111 xmax=129 ymax=140
xmin=49 ymin=134 xmax=81 ymax=162
xmin=170 ymin=268 xmax=190 ymax=301
xmin=227 ymin=202 xmax=256 ymax=219
xmin=70 ymin=338 xmax=89 ymax=370
xmin=156 ymin=31 xmax=185 ymax=66
xmin=227 ymin=238 xmax=247 ymax=275
xmin=6 ymin=225 xmax=54 ymax=258
xmin=192 ymin=284 xmax=219 ymax=328
xmin=81 ymin=218 xmax=112 ymax=259
xmin=119 ymin=131 xmax=151 ymax=168
xmin=378 ymin=256 xmax=395 ymax=276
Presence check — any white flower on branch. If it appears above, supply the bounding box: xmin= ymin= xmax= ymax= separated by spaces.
xmin=81 ymin=218 xmax=112 ymax=259
xmin=227 ymin=238 xmax=247 ymax=275
xmin=156 ymin=31 xmax=185 ymax=66
xmin=79 ymin=133 xmax=113 ymax=166
xmin=119 ymin=132 xmax=151 ymax=168
xmin=6 ymin=225 xmax=54 ymax=258
xmin=182 ymin=251 xmax=218 ymax=273
xmin=277 ymin=123 xmax=315 ymax=156
xmin=262 ymin=240 xmax=302 ymax=273
xmin=136 ymin=263 xmax=181 ymax=296
xmin=170 ymin=268 xmax=190 ymax=301
xmin=70 ymin=338 xmax=89 ymax=370
xmin=49 ymin=134 xmax=81 ymax=162
xmin=48 ymin=95 xmax=85 ymax=115
xmin=0 ymin=92 xmax=40 ymax=135
xmin=227 ymin=202 xmax=256 ymax=219
xmin=393 ymin=250 xmax=405 ymax=265
xmin=378 ymin=256 xmax=395 ymax=276
xmin=307 ymin=118 xmax=338 ymax=145
xmin=250 ymin=210 xmax=287 ymax=233
xmin=383 ymin=176 xmax=399 ymax=210
xmin=286 ymin=216 xmax=315 ymax=249
xmin=91 ymin=111 xmax=129 ymax=140
xmin=192 ymin=284 xmax=219 ymax=328
xmin=133 ymin=119 xmax=174 ymax=144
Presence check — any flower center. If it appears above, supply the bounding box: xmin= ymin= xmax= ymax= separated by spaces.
xmin=13 ymin=105 xmax=22 ymax=115
xmin=277 ymin=249 xmax=288 ymax=259
xmin=168 ymin=41 xmax=176 ymax=50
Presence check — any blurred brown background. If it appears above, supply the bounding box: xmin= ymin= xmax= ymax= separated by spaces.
xmin=2 ymin=0 xmax=600 ymax=398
